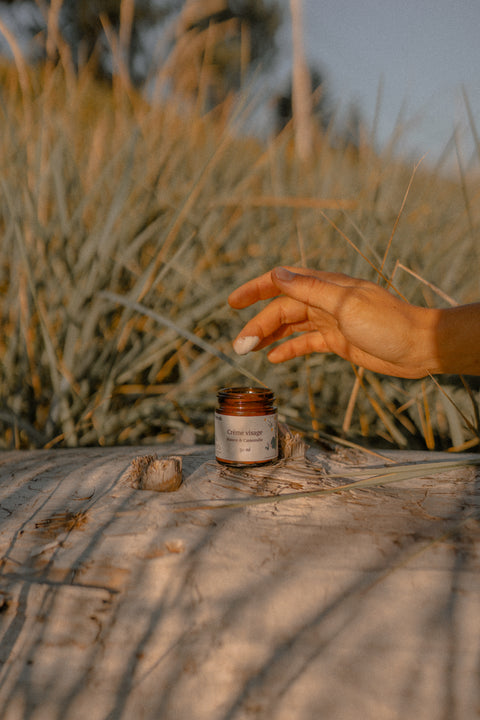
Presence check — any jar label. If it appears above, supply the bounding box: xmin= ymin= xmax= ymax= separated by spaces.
xmin=215 ymin=412 xmax=278 ymax=463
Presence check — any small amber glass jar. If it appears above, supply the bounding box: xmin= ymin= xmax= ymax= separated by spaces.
xmin=215 ymin=387 xmax=278 ymax=466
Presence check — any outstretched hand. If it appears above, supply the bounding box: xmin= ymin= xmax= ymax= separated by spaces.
xmin=228 ymin=267 xmax=441 ymax=379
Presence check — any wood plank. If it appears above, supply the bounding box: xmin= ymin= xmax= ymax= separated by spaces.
xmin=0 ymin=443 xmax=479 ymax=719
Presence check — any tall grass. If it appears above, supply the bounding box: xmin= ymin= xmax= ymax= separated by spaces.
xmin=0 ymin=18 xmax=479 ymax=452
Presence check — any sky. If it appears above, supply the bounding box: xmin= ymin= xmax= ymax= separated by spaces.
xmin=276 ymin=0 xmax=480 ymax=169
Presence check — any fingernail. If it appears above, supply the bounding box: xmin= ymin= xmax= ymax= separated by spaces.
xmin=233 ymin=336 xmax=259 ymax=355
xmin=274 ymin=267 xmax=295 ymax=283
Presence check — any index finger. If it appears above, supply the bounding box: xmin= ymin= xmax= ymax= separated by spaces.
xmin=228 ymin=270 xmax=280 ymax=309
xmin=228 ymin=266 xmax=322 ymax=309
xmin=228 ymin=266 xmax=362 ymax=309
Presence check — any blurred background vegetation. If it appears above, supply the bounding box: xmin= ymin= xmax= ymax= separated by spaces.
xmin=0 ymin=0 xmax=479 ymax=452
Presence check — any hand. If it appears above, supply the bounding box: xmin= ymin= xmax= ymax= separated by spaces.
xmin=228 ymin=266 xmax=441 ymax=379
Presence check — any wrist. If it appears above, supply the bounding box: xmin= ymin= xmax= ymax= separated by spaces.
xmin=407 ymin=305 xmax=444 ymax=375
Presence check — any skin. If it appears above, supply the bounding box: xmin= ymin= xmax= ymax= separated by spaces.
xmin=228 ymin=266 xmax=480 ymax=379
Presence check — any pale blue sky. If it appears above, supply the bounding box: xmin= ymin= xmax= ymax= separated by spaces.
xmin=278 ymin=0 xmax=480 ymax=168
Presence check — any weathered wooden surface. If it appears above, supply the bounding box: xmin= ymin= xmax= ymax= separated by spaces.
xmin=0 ymin=443 xmax=479 ymax=720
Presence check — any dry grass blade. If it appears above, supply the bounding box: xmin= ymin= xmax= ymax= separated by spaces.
xmin=175 ymin=455 xmax=480 ymax=511
xmin=392 ymin=261 xmax=459 ymax=306
xmin=428 ymin=373 xmax=480 ymax=442
xmin=462 ymin=86 xmax=480 ymax=163
xmin=380 ymin=155 xmax=425 ymax=273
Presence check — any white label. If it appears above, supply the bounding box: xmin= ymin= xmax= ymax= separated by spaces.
xmin=215 ymin=412 xmax=278 ymax=463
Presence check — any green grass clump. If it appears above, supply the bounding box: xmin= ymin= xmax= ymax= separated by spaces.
xmin=0 ymin=49 xmax=479 ymax=452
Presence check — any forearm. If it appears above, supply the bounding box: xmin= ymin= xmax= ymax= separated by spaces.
xmin=432 ymin=304 xmax=480 ymax=375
